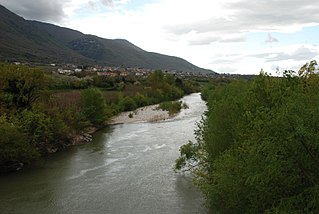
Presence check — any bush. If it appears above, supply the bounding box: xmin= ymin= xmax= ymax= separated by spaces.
xmin=133 ymin=92 xmax=148 ymax=107
xmin=0 ymin=115 xmax=39 ymax=172
xmin=80 ymin=88 xmax=107 ymax=125
xmin=0 ymin=63 xmax=47 ymax=109
xmin=118 ymin=96 xmax=137 ymax=112
xmin=158 ymin=101 xmax=182 ymax=115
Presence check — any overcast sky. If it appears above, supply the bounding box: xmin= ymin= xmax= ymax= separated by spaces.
xmin=1 ymin=0 xmax=319 ymax=74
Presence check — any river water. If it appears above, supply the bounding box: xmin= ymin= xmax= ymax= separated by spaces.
xmin=0 ymin=93 xmax=209 ymax=214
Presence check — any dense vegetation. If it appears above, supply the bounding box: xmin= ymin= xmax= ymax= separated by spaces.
xmin=176 ymin=61 xmax=319 ymax=213
xmin=0 ymin=63 xmax=196 ymax=173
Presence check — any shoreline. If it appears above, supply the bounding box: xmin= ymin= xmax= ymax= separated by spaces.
xmin=108 ymin=104 xmax=173 ymax=125
xmin=53 ymin=103 xmax=178 ymax=153
xmin=71 ymin=103 xmax=176 ymax=147
xmin=3 ymin=98 xmax=187 ymax=172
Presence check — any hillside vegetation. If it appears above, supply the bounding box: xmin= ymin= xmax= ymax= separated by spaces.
xmin=0 ymin=5 xmax=214 ymax=74
xmin=176 ymin=61 xmax=319 ymax=213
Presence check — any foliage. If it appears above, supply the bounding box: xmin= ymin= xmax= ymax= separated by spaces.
xmin=117 ymin=81 xmax=126 ymax=91
xmin=158 ymin=101 xmax=183 ymax=115
xmin=92 ymin=75 xmax=115 ymax=89
xmin=176 ymin=62 xmax=319 ymax=213
xmin=18 ymin=106 xmax=71 ymax=154
xmin=118 ymin=96 xmax=137 ymax=112
xmin=0 ymin=115 xmax=39 ymax=172
xmin=80 ymin=88 xmax=107 ymax=125
xmin=0 ymin=63 xmax=46 ymax=109
xmin=49 ymin=73 xmax=93 ymax=90
xmin=19 ymin=108 xmax=54 ymax=150
xmin=133 ymin=92 xmax=148 ymax=107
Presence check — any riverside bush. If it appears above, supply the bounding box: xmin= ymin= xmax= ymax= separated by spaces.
xmin=0 ymin=115 xmax=39 ymax=172
xmin=80 ymin=88 xmax=107 ymax=125
xmin=158 ymin=101 xmax=182 ymax=115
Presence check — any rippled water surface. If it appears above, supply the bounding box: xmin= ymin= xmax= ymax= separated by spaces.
xmin=0 ymin=93 xmax=209 ymax=214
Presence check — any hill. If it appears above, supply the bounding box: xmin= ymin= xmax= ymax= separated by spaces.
xmin=0 ymin=5 xmax=215 ymax=74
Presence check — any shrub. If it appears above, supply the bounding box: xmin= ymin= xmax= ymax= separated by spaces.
xmin=0 ymin=115 xmax=39 ymax=172
xmin=118 ymin=96 xmax=137 ymax=112
xmin=158 ymin=101 xmax=182 ymax=115
xmin=80 ymin=88 xmax=107 ymax=125
xmin=0 ymin=63 xmax=47 ymax=109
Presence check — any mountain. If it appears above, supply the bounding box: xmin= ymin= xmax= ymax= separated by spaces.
xmin=0 ymin=5 xmax=215 ymax=74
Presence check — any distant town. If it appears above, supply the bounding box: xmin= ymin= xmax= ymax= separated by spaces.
xmin=9 ymin=61 xmax=255 ymax=80
xmin=51 ymin=63 xmax=216 ymax=78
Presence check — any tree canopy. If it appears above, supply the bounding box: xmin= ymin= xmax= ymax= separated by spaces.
xmin=0 ymin=63 xmax=47 ymax=109
xmin=176 ymin=62 xmax=319 ymax=213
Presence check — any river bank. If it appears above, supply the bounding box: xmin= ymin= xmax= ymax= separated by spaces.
xmin=71 ymin=104 xmax=171 ymax=146
xmin=0 ymin=93 xmax=208 ymax=214
xmin=2 ymin=98 xmax=185 ymax=173
xmin=108 ymin=103 xmax=172 ymax=125
xmin=74 ymin=101 xmax=180 ymax=144
xmin=70 ymin=100 xmax=184 ymax=151
xmin=0 ymin=65 xmax=200 ymax=173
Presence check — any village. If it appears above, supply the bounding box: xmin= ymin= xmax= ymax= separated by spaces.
xmin=53 ymin=63 xmax=217 ymax=78
xmin=10 ymin=61 xmax=255 ymax=80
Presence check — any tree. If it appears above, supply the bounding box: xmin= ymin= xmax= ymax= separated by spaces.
xmin=0 ymin=115 xmax=39 ymax=172
xmin=118 ymin=96 xmax=137 ymax=111
xmin=19 ymin=108 xmax=55 ymax=153
xmin=80 ymin=88 xmax=107 ymax=125
xmin=176 ymin=64 xmax=319 ymax=213
xmin=0 ymin=63 xmax=47 ymax=109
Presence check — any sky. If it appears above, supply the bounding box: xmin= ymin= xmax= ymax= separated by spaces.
xmin=1 ymin=0 xmax=319 ymax=75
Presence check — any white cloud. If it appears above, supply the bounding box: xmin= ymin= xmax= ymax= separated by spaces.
xmin=217 ymin=66 xmax=238 ymax=74
xmin=188 ymin=33 xmax=245 ymax=46
xmin=206 ymin=44 xmax=319 ymax=74
xmin=210 ymin=53 xmax=244 ymax=65
xmin=2 ymin=0 xmax=319 ymax=74
xmin=265 ymin=33 xmax=279 ymax=43
xmin=100 ymin=0 xmax=114 ymax=7
xmin=250 ymin=45 xmax=319 ymax=62
xmin=165 ymin=0 xmax=319 ymax=35
xmin=0 ymin=0 xmax=70 ymax=22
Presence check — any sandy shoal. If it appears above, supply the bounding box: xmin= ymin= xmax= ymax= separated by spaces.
xmin=108 ymin=104 xmax=172 ymax=125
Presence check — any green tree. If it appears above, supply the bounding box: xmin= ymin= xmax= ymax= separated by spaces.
xmin=0 ymin=63 xmax=47 ymax=109
xmin=80 ymin=88 xmax=107 ymax=125
xmin=19 ymin=108 xmax=57 ymax=153
xmin=176 ymin=63 xmax=319 ymax=213
xmin=118 ymin=96 xmax=137 ymax=111
xmin=0 ymin=115 xmax=39 ymax=172
xmin=133 ymin=92 xmax=148 ymax=106
xmin=147 ymin=70 xmax=165 ymax=87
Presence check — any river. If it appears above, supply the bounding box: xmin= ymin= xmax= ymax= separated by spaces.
xmin=0 ymin=93 xmax=209 ymax=214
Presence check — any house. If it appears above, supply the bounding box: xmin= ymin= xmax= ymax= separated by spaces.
xmin=97 ymin=72 xmax=118 ymax=77
xmin=120 ymin=71 xmax=129 ymax=76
